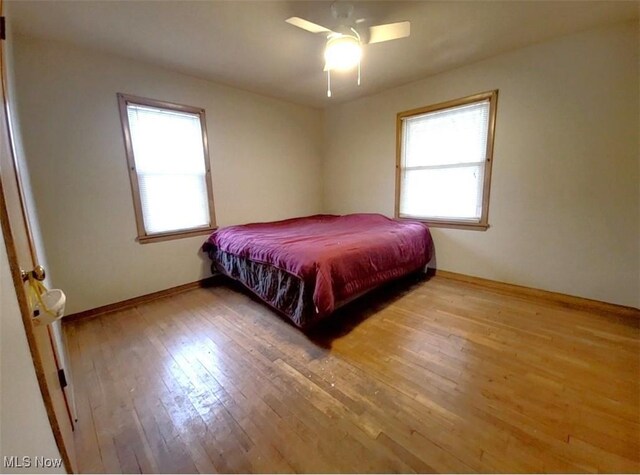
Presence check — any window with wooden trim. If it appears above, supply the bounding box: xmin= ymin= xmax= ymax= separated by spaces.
xmin=396 ymin=90 xmax=498 ymax=230
xmin=118 ymin=94 xmax=216 ymax=243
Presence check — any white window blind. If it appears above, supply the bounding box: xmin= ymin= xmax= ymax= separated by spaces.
xmin=399 ymin=100 xmax=491 ymax=222
xmin=126 ymin=104 xmax=211 ymax=235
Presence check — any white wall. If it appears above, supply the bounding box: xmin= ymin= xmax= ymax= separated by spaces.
xmin=324 ymin=21 xmax=640 ymax=308
xmin=12 ymin=22 xmax=639 ymax=312
xmin=12 ymin=36 xmax=324 ymax=314
xmin=0 ymin=231 xmax=64 ymax=473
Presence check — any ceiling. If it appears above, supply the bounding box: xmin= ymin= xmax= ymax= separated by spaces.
xmin=9 ymin=1 xmax=639 ymax=108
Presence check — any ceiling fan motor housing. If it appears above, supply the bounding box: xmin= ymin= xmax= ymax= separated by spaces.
xmin=331 ymin=2 xmax=355 ymax=22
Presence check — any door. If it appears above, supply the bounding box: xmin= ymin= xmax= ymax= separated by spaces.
xmin=0 ymin=5 xmax=77 ymax=472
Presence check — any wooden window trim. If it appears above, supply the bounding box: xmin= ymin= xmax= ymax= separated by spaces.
xmin=117 ymin=93 xmax=217 ymax=244
xmin=395 ymin=90 xmax=498 ymax=231
xmin=136 ymin=226 xmax=217 ymax=244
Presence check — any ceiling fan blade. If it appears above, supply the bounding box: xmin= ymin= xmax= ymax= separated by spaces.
xmin=368 ymin=21 xmax=410 ymax=44
xmin=285 ymin=17 xmax=332 ymax=34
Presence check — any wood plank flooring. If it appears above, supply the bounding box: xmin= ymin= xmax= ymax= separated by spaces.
xmin=64 ymin=275 xmax=640 ymax=473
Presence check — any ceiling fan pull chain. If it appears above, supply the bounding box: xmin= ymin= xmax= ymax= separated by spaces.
xmin=357 ymin=62 xmax=361 ymax=86
xmin=327 ymin=69 xmax=332 ymax=97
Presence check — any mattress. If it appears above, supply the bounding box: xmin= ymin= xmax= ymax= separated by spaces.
xmin=202 ymin=213 xmax=433 ymax=328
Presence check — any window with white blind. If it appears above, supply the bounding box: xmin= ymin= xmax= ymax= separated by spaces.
xmin=118 ymin=94 xmax=216 ymax=243
xmin=396 ymin=91 xmax=498 ymax=230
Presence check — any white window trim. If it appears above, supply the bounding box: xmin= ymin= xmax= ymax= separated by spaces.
xmin=395 ymin=90 xmax=498 ymax=231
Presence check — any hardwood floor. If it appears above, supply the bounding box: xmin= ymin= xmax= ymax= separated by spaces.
xmin=64 ymin=275 xmax=640 ymax=473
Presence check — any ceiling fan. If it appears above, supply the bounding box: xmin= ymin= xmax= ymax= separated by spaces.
xmin=286 ymin=2 xmax=410 ymax=97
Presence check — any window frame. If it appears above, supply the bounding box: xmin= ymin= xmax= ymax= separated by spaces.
xmin=395 ymin=90 xmax=498 ymax=231
xmin=117 ymin=93 xmax=217 ymax=244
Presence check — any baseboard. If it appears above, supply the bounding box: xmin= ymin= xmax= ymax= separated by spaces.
xmin=64 ymin=269 xmax=638 ymax=324
xmin=63 ymin=276 xmax=221 ymax=324
xmin=431 ymin=268 xmax=639 ymax=319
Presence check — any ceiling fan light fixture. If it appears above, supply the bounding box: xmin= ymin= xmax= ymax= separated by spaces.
xmin=324 ymin=34 xmax=362 ymax=71
xmin=285 ymin=3 xmax=410 ymax=99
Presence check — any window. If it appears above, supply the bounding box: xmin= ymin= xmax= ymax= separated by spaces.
xmin=118 ymin=94 xmax=216 ymax=243
xmin=396 ymin=90 xmax=498 ymax=230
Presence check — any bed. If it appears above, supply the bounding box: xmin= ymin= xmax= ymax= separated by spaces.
xmin=202 ymin=213 xmax=433 ymax=328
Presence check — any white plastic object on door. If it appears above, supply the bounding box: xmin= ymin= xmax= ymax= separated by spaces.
xmin=26 ymin=274 xmax=67 ymax=326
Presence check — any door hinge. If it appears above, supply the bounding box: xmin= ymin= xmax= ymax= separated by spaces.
xmin=57 ymin=368 xmax=68 ymax=389
xmin=1 ymin=17 xmax=5 ymax=41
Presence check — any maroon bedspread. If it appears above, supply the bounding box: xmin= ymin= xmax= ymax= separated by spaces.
xmin=203 ymin=214 xmax=433 ymax=322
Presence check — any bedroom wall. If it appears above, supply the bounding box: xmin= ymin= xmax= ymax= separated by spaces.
xmin=11 ymin=36 xmax=323 ymax=315
xmin=323 ymin=21 xmax=640 ymax=308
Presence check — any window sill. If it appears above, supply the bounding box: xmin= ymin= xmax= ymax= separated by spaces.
xmin=137 ymin=226 xmax=217 ymax=244
xmin=397 ymin=216 xmax=489 ymax=231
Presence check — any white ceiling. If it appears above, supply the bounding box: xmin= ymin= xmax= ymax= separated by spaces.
xmin=9 ymin=1 xmax=639 ymax=108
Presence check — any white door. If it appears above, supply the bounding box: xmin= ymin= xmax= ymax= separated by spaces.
xmin=0 ymin=2 xmax=77 ymax=471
